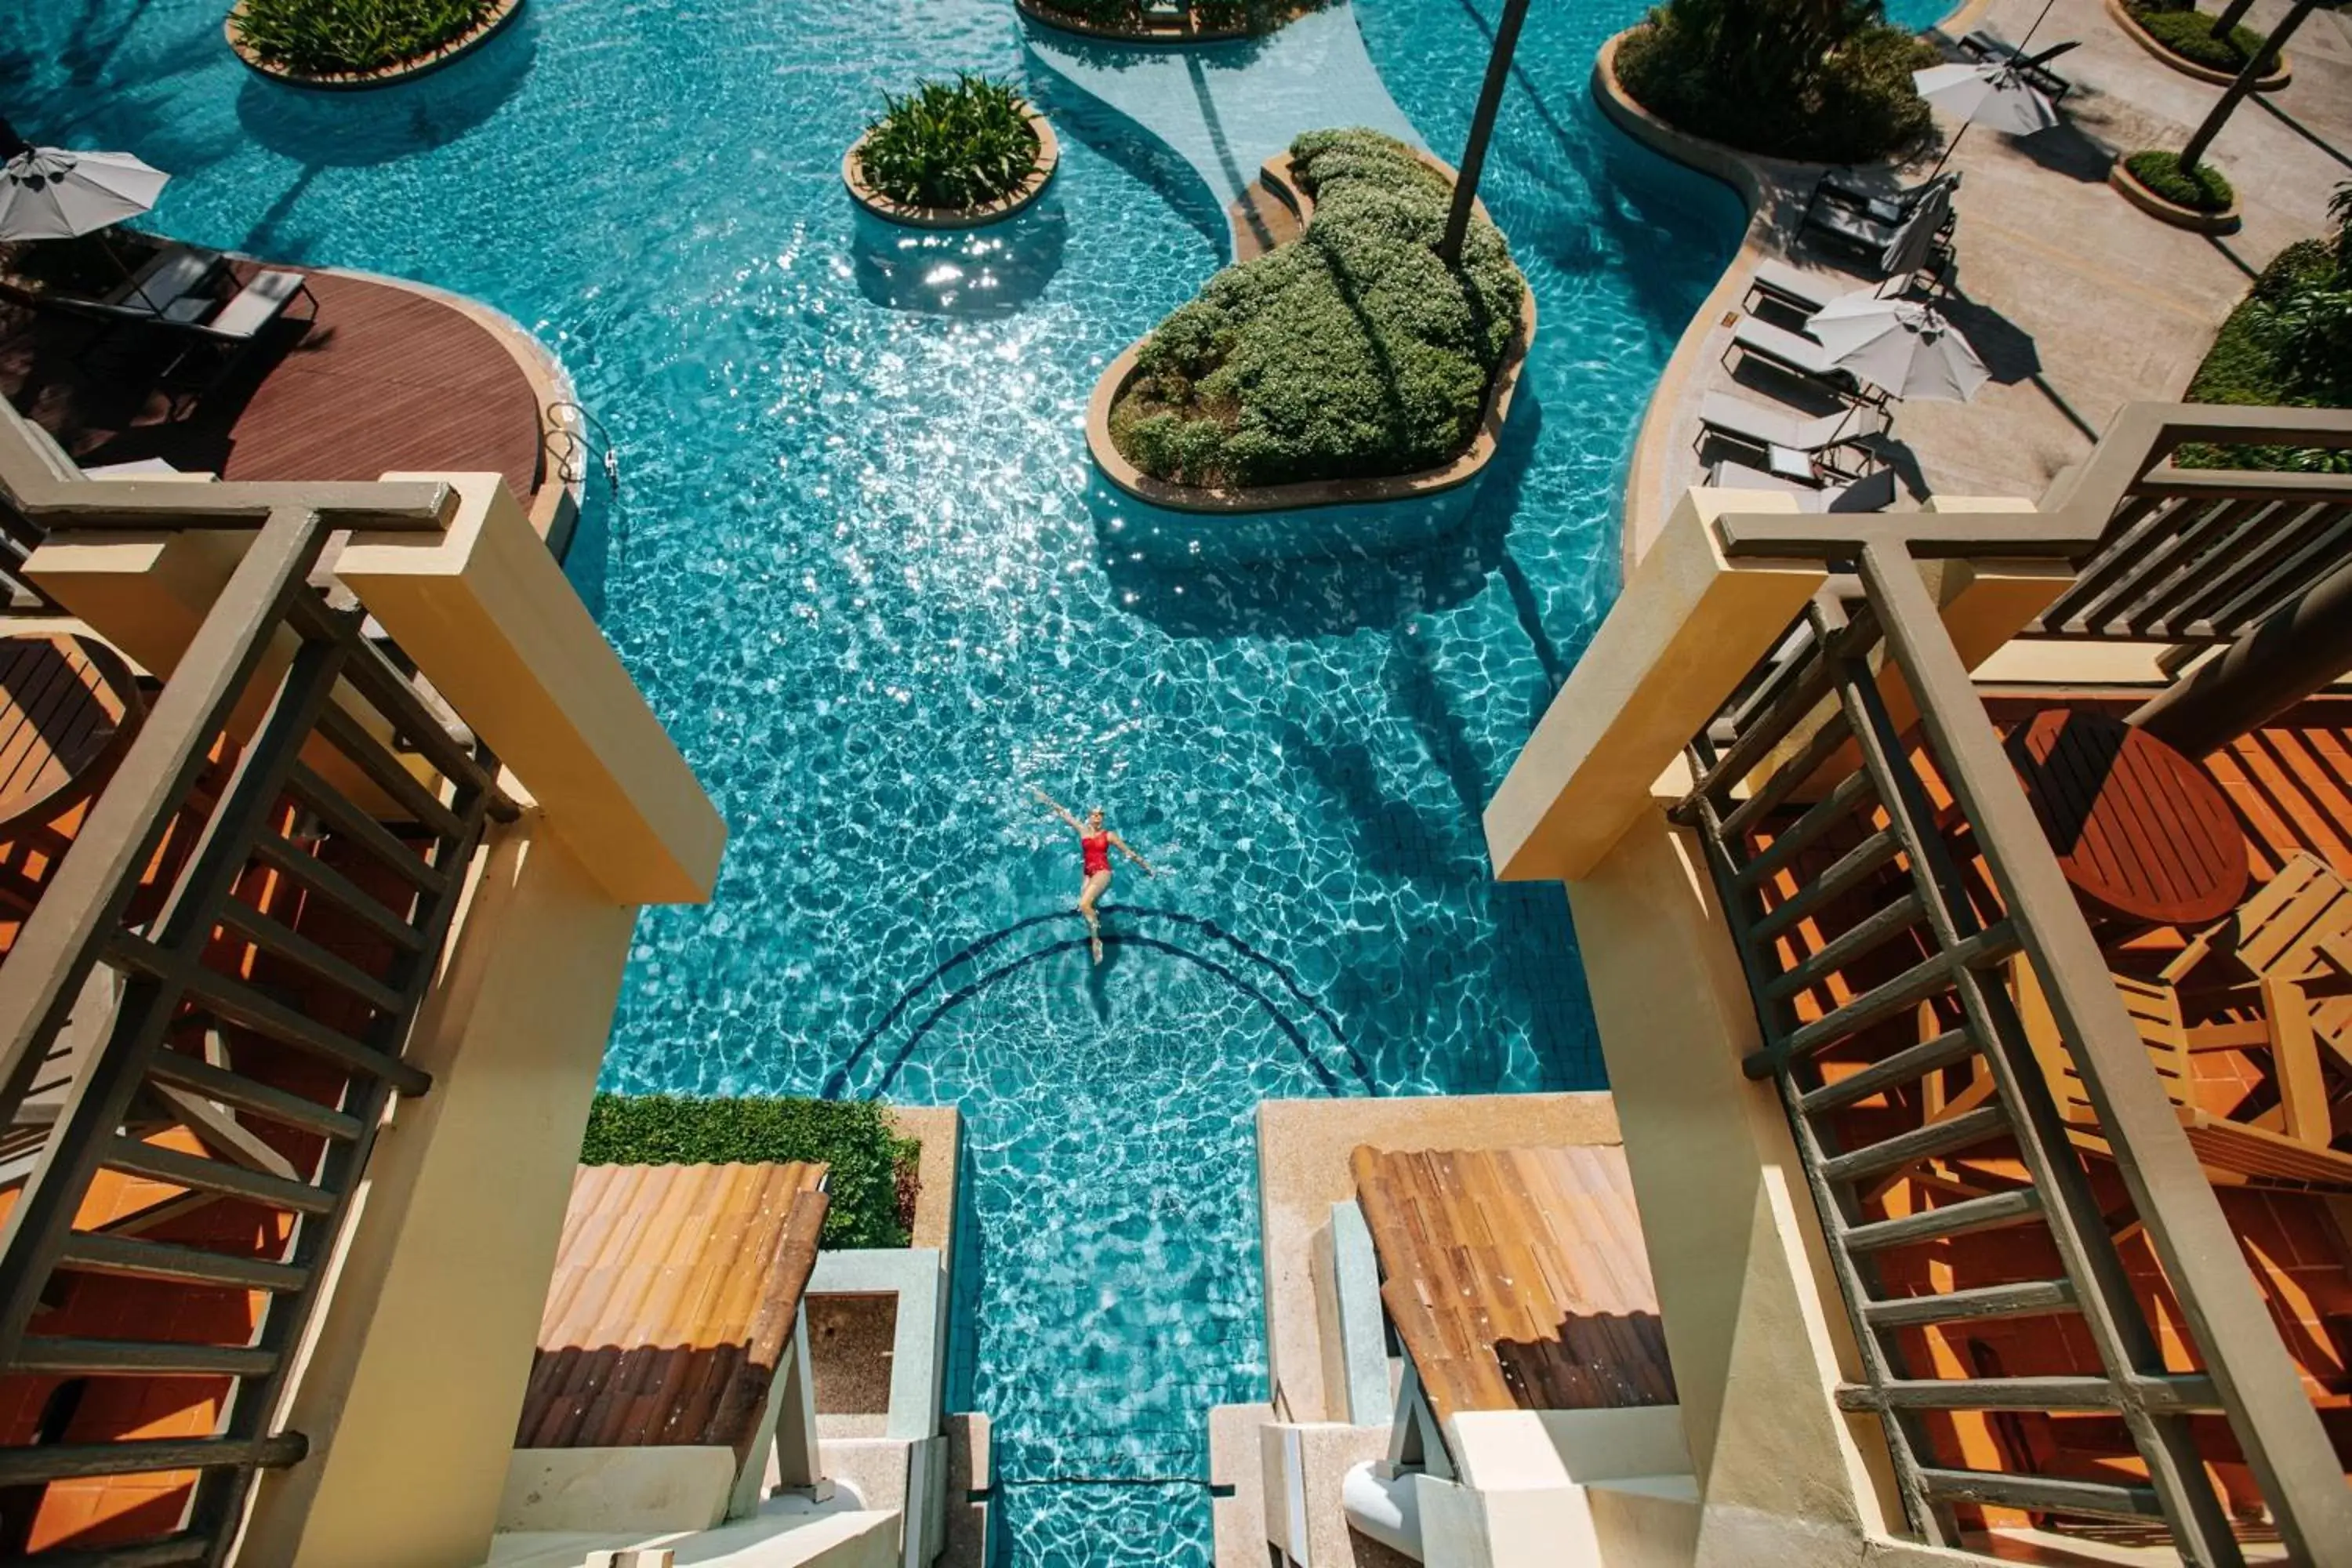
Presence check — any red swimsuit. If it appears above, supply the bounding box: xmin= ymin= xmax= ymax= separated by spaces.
xmin=1081 ymin=832 xmax=1112 ymax=876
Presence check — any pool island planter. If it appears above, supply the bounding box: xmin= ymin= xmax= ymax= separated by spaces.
xmin=2103 ymin=0 xmax=2290 ymax=90
xmin=2109 ymin=158 xmax=2242 ymax=234
xmin=841 ymin=111 xmax=1060 ymax=230
xmin=226 ymin=0 xmax=524 ymax=88
xmin=1013 ymin=0 xmax=1292 ymax=45
xmin=1085 ymin=150 xmax=1536 ymax=542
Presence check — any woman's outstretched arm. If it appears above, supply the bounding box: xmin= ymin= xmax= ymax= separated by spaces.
xmin=1031 ymin=785 xmax=1082 ymax=833
xmin=1109 ymin=833 xmax=1156 ymax=877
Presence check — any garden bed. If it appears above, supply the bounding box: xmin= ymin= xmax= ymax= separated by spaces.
xmin=844 ymin=111 xmax=1059 ymax=229
xmin=227 ymin=0 xmax=523 ymax=88
xmin=2106 ymin=0 xmax=2290 ymax=89
xmin=1089 ymin=129 xmax=1534 ymax=516
xmin=844 ymin=77 xmax=1059 ymax=230
xmin=2176 ymin=237 xmax=2350 ymax=471
xmin=1015 ymin=0 xmax=1323 ymax=44
xmin=2111 ymin=149 xmax=2241 ymax=234
xmin=1610 ymin=1 xmax=1936 ymax=165
xmin=581 ymin=1094 xmax=923 ymax=1249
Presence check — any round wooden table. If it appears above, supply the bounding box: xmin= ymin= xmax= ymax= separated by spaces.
xmin=2003 ymin=706 xmax=2249 ymax=927
xmin=0 ymin=633 xmax=145 ymax=837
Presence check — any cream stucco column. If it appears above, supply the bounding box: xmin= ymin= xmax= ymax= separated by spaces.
xmin=1485 ymin=488 xmax=1823 ymax=884
xmin=238 ymin=818 xmax=637 ymax=1568
xmin=1564 ymin=801 xmax=1905 ymax=1567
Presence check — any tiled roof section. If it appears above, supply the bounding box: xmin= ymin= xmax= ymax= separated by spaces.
xmin=1350 ymin=1144 xmax=1675 ymax=1424
xmin=517 ymin=1161 xmax=829 ymax=1455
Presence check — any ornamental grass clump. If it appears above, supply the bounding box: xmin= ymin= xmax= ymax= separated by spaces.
xmin=1615 ymin=0 xmax=1937 ymax=163
xmin=856 ymin=75 xmax=1041 ymax=213
xmin=232 ymin=0 xmax=496 ymax=75
xmin=1110 ymin=129 xmax=1524 ymax=490
xmin=2123 ymin=148 xmax=2236 ymax=212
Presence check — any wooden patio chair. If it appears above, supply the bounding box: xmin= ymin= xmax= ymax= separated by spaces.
xmin=2011 ymin=958 xmax=2352 ymax=1191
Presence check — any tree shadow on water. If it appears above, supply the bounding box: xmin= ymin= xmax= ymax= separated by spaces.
xmin=1097 ymin=392 xmax=1546 ymax=640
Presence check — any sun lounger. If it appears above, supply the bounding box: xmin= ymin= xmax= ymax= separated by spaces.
xmin=51 ymin=243 xmax=225 ymax=325
xmin=187 ymin=269 xmax=314 ymax=343
xmin=1806 ymin=170 xmax=1958 ymax=236
xmin=1695 ymin=390 xmax=1880 ymax=473
xmin=1708 ymin=459 xmax=1897 ymax=514
xmin=1959 ymin=31 xmax=2078 ymax=101
xmin=1724 ymin=316 xmax=1886 ymax=407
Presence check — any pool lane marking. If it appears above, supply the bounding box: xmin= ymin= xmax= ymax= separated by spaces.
xmin=825 ymin=905 xmax=1367 ymax=1098
xmin=864 ymin=932 xmax=1356 ymax=1098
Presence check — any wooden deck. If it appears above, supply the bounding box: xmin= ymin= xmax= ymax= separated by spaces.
xmin=517 ymin=1162 xmax=829 ymax=1457
xmin=1350 ymin=1144 xmax=1676 ymax=1424
xmin=1 ymin=267 xmax=543 ymax=504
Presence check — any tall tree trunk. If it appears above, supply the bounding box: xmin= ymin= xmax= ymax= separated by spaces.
xmin=2208 ymin=0 xmax=2256 ymax=38
xmin=1439 ymin=0 xmax=1534 ymax=267
xmin=2180 ymin=0 xmax=2316 ymax=169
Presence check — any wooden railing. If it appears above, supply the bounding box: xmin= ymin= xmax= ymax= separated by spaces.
xmin=1666 ymin=413 xmax=2352 ymax=1566
xmin=0 ymin=419 xmax=508 ymax=1566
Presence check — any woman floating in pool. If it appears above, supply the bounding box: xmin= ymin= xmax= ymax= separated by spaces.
xmin=1033 ymin=786 xmax=1156 ymax=963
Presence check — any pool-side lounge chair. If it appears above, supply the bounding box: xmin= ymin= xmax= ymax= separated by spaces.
xmin=1708 ymin=459 xmax=1898 ymax=514
xmin=1742 ymin=258 xmax=1933 ymax=322
xmin=1724 ymin=316 xmax=1886 ymax=408
xmin=1694 ymin=390 xmax=1879 ymax=471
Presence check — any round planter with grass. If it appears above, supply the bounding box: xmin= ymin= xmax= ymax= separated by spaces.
xmin=227 ymin=0 xmax=522 ymax=88
xmin=843 ymin=79 xmax=1059 ymax=230
xmin=2111 ymin=150 xmax=2242 ymax=234
xmin=2104 ymin=0 xmax=2289 ymax=89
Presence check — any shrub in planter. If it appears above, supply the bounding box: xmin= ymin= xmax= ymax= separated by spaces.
xmin=1109 ymin=129 xmax=1524 ymax=490
xmin=580 ymin=1094 xmax=921 ymax=1249
xmin=2127 ymin=2 xmax=2270 ymax=71
xmin=856 ymin=75 xmax=1042 ymax=213
xmin=231 ymin=0 xmax=498 ymax=76
xmin=2122 ymin=148 xmax=2235 ymax=212
xmin=1615 ymin=0 xmax=1938 ymax=163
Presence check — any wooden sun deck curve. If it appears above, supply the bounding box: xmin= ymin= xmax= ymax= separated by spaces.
xmin=1351 ymin=1143 xmax=1676 ymax=1425
xmin=518 ymin=1161 xmax=829 ymax=1456
xmin=2 ymin=266 xmax=546 ymax=510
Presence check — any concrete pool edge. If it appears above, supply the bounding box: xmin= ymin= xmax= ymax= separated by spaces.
xmin=1596 ymin=0 xmax=1994 ymax=574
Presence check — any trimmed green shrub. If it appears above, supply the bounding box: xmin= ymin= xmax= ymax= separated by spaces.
xmin=580 ymin=1094 xmax=920 ymax=1250
xmin=2123 ymin=148 xmax=2235 ymax=212
xmin=1109 ymin=129 xmax=1525 ymax=490
xmin=855 ymin=75 xmax=1040 ymax=213
xmin=231 ymin=0 xmax=497 ymax=75
xmin=2128 ymin=3 xmax=2270 ymax=71
xmin=1614 ymin=0 xmax=1938 ymax=163
xmin=2179 ymin=207 xmax=2352 ymax=474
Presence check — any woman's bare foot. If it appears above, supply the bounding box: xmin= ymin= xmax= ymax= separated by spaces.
xmin=1091 ymin=934 xmax=1104 ymax=964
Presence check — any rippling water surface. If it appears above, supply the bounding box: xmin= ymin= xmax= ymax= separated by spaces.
xmin=5 ymin=0 xmax=1755 ymax=1556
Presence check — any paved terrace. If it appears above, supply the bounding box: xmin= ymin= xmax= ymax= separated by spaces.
xmin=1 ymin=266 xmax=551 ymax=517
xmin=1627 ymin=0 xmax=2352 ymax=562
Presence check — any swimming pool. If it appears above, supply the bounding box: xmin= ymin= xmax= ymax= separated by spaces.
xmin=5 ymin=0 xmax=1759 ymax=1556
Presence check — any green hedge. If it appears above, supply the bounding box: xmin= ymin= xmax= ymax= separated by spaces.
xmin=2124 ymin=149 xmax=2235 ymax=212
xmin=1615 ymin=0 xmax=1937 ymax=164
xmin=1109 ymin=129 xmax=1524 ymax=490
xmin=2180 ymin=235 xmax=2352 ymax=473
xmin=580 ymin=1094 xmax=920 ymax=1249
xmin=231 ymin=0 xmax=497 ymax=75
xmin=2129 ymin=2 xmax=2269 ymax=71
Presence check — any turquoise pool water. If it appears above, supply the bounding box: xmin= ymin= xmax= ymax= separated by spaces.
xmin=5 ymin=0 xmax=1760 ymax=1556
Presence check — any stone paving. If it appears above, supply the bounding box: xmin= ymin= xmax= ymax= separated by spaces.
xmin=1628 ymin=0 xmax=2352 ymax=564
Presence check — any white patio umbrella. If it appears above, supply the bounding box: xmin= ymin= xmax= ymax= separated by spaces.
xmin=1913 ymin=62 xmax=2062 ymax=138
xmin=1806 ymin=291 xmax=1991 ymax=404
xmin=0 ymin=146 xmax=169 ymax=242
